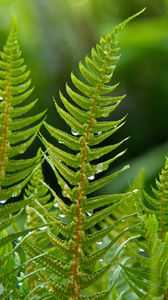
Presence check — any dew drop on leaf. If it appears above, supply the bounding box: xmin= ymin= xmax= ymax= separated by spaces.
xmin=96 ymin=163 xmax=104 ymax=174
xmin=97 ymin=131 xmax=102 ymax=135
xmin=11 ymin=191 xmax=18 ymax=197
xmin=96 ymin=241 xmax=103 ymax=246
xmin=40 ymin=284 xmax=44 ymax=288
xmin=71 ymin=129 xmax=79 ymax=136
xmin=18 ymin=282 xmax=22 ymax=288
xmin=38 ymin=226 xmax=48 ymax=231
xmin=0 ymin=200 xmax=5 ymax=204
xmin=0 ymin=96 xmax=3 ymax=101
xmin=88 ymin=175 xmax=95 ymax=181
xmin=139 ymin=248 xmax=145 ymax=254
xmin=60 ymin=214 xmax=65 ymax=218
xmin=86 ymin=211 xmax=92 ymax=217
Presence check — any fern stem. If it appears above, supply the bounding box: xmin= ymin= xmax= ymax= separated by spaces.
xmin=70 ymin=49 xmax=112 ymax=299
xmin=159 ymin=193 xmax=164 ymax=240
xmin=0 ymin=84 xmax=11 ymax=181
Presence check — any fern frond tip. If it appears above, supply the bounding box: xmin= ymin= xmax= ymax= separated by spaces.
xmin=8 ymin=16 xmax=18 ymax=40
xmin=12 ymin=16 xmax=18 ymax=27
xmin=112 ymin=8 xmax=146 ymax=37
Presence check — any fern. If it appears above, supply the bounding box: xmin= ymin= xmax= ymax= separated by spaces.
xmin=40 ymin=9 xmax=145 ymax=300
xmin=119 ymin=159 xmax=168 ymax=299
xmin=143 ymin=156 xmax=168 ymax=239
xmin=1 ymin=8 xmax=168 ymax=300
xmin=121 ymin=214 xmax=168 ymax=299
xmin=0 ymin=212 xmax=40 ymax=299
xmin=0 ymin=155 xmax=51 ymax=299
xmin=0 ymin=18 xmax=45 ymax=202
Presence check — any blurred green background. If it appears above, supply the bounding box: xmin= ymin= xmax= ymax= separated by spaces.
xmin=1 ymin=0 xmax=168 ymax=192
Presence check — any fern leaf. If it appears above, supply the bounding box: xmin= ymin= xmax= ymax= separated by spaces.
xmin=84 ymin=165 xmax=129 ymax=195
xmin=44 ymin=122 xmax=82 ymax=150
xmin=122 ymin=214 xmax=168 ymax=298
xmin=83 ymin=192 xmax=132 ymax=211
xmin=0 ymin=18 xmax=44 ymax=201
xmin=143 ymin=156 xmax=168 ymax=239
xmin=41 ymin=10 xmax=145 ymax=299
xmin=0 ymin=191 xmax=34 ymax=212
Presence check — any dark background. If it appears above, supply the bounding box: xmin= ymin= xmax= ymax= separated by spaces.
xmin=1 ymin=0 xmax=168 ymax=192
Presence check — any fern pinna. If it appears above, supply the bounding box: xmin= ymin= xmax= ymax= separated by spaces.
xmin=120 ymin=157 xmax=168 ymax=299
xmin=0 ymin=18 xmax=44 ymax=202
xmin=39 ymin=10 xmax=145 ymax=300
xmin=144 ymin=156 xmax=168 ymax=239
xmin=0 ymin=154 xmax=51 ymax=300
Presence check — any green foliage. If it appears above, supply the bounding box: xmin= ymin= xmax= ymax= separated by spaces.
xmin=0 ymin=18 xmax=44 ymax=202
xmin=0 ymin=9 xmax=168 ymax=300
xmin=144 ymin=156 xmax=168 ymax=239
xmin=121 ymin=213 xmax=168 ymax=299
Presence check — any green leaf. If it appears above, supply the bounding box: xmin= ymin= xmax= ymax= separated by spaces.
xmin=44 ymin=122 xmax=82 ymax=150
xmin=0 ymin=19 xmax=45 ymax=201
xmin=84 ymin=165 xmax=129 ymax=194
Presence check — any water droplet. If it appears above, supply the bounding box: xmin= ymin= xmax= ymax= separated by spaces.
xmin=17 ymin=236 xmax=22 ymax=242
xmin=0 ymin=96 xmax=3 ymax=101
xmin=38 ymin=226 xmax=48 ymax=231
xmin=133 ymin=189 xmax=138 ymax=193
xmin=139 ymin=289 xmax=145 ymax=295
xmin=0 ymin=200 xmax=5 ymax=204
xmin=99 ymin=259 xmax=103 ymax=263
xmin=54 ymin=202 xmax=59 ymax=208
xmin=11 ymin=191 xmax=18 ymax=197
xmin=60 ymin=214 xmax=65 ymax=218
xmin=18 ymin=282 xmax=22 ymax=287
xmin=71 ymin=129 xmax=79 ymax=136
xmin=97 ymin=131 xmax=102 ymax=135
xmin=88 ymin=175 xmax=95 ymax=181
xmin=139 ymin=248 xmax=145 ymax=254
xmin=96 ymin=163 xmax=104 ymax=174
xmin=86 ymin=211 xmax=92 ymax=217
xmin=58 ymin=140 xmax=63 ymax=144
xmin=96 ymin=241 xmax=103 ymax=246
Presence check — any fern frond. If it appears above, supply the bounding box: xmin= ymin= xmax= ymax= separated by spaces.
xmin=121 ymin=214 xmax=168 ymax=299
xmin=143 ymin=156 xmax=168 ymax=239
xmin=41 ymin=10 xmax=145 ymax=299
xmin=0 ymin=18 xmax=45 ymax=202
